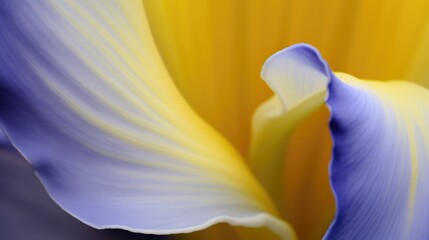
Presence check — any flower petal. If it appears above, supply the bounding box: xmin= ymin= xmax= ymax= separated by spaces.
xmin=0 ymin=1 xmax=293 ymax=238
xmin=251 ymin=44 xmax=329 ymax=205
xmin=144 ymin=0 xmax=429 ymax=156
xmin=0 ymin=137 xmax=169 ymax=240
xmin=326 ymin=73 xmax=429 ymax=239
xmin=260 ymin=44 xmax=429 ymax=239
xmin=145 ymin=2 xmax=429 ymax=238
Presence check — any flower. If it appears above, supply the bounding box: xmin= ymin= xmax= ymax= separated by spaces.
xmin=1 ymin=1 xmax=429 ymax=240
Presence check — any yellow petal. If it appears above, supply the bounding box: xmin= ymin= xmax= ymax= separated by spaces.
xmin=143 ymin=1 xmax=429 ymax=239
xmin=144 ymin=0 xmax=429 ymax=151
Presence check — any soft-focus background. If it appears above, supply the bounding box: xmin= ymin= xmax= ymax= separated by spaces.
xmin=143 ymin=0 xmax=429 ymax=239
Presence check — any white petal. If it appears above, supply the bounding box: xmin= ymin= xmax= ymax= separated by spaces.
xmin=250 ymin=44 xmax=329 ymax=202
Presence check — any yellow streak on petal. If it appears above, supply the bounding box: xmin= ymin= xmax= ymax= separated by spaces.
xmin=336 ymin=73 xmax=429 ymax=239
xmin=143 ymin=1 xmax=429 ymax=239
xmin=27 ymin=0 xmax=299 ymax=238
xmin=406 ymin=119 xmax=418 ymax=236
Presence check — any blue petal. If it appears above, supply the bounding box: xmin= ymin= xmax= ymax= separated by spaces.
xmin=0 ymin=0 xmax=292 ymax=238
xmin=260 ymin=44 xmax=429 ymax=239
xmin=0 ymin=137 xmax=169 ymax=240
xmin=326 ymin=73 xmax=429 ymax=239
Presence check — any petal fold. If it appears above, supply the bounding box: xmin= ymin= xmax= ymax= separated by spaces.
xmin=0 ymin=1 xmax=294 ymax=238
xmin=260 ymin=44 xmax=429 ymax=239
xmin=251 ymin=44 xmax=329 ymax=205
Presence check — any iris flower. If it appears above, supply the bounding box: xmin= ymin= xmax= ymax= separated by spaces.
xmin=1 ymin=1 xmax=429 ymax=240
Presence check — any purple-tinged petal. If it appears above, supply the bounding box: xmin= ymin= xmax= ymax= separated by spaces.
xmin=0 ymin=1 xmax=293 ymax=238
xmin=251 ymin=44 xmax=329 ymax=210
xmin=261 ymin=44 xmax=429 ymax=239
xmin=326 ymin=73 xmax=429 ymax=239
xmin=0 ymin=135 xmax=170 ymax=240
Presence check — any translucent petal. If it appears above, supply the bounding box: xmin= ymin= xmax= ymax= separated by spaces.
xmin=250 ymin=44 xmax=329 ymax=205
xmin=0 ymin=1 xmax=293 ymax=238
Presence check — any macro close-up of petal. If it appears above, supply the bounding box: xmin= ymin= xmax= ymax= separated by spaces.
xmin=0 ymin=1 xmax=292 ymax=239
xmin=0 ymin=131 xmax=169 ymax=240
xmin=260 ymin=44 xmax=429 ymax=239
xmin=327 ymin=74 xmax=429 ymax=239
xmin=2 ymin=0 xmax=429 ymax=240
